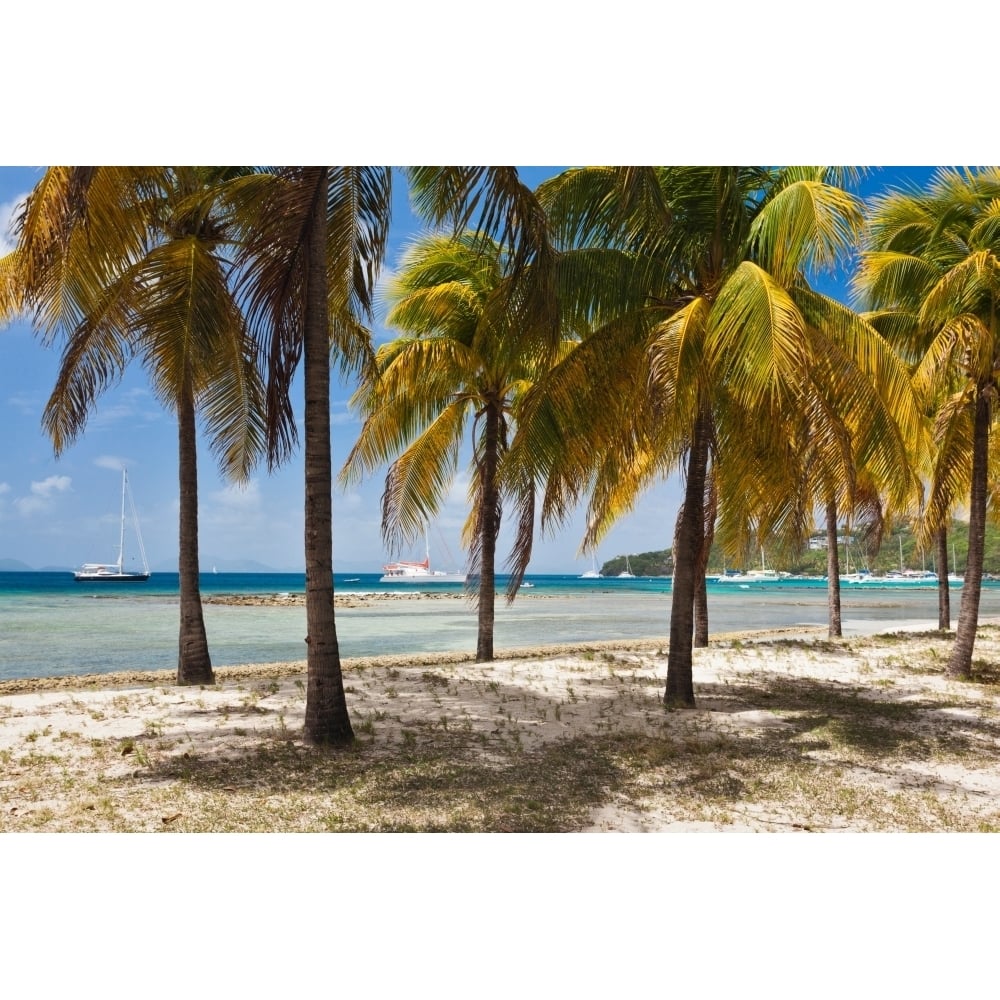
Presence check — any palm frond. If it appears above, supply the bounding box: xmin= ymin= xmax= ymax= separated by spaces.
xmin=380 ymin=402 xmax=466 ymax=553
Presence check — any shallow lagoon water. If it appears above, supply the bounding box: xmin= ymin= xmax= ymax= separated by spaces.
xmin=2 ymin=571 xmax=998 ymax=681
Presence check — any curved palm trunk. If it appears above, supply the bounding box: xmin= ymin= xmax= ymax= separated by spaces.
xmin=948 ymin=389 xmax=990 ymax=678
xmin=825 ymin=498 xmax=842 ymax=639
xmin=176 ymin=387 xmax=214 ymax=685
xmin=935 ymin=525 xmax=951 ymax=631
xmin=303 ymin=168 xmax=354 ymax=745
xmin=476 ymin=401 xmax=501 ymax=662
xmin=665 ymin=401 xmax=711 ymax=707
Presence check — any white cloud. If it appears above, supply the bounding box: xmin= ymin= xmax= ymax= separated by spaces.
xmin=6 ymin=391 xmax=43 ymax=416
xmin=209 ymin=479 xmax=262 ymax=511
xmin=0 ymin=194 xmax=27 ymax=255
xmin=95 ymin=455 xmax=126 ymax=471
xmin=0 ymin=482 xmax=10 ymax=495
xmin=330 ymin=402 xmax=358 ymax=427
xmin=30 ymin=475 xmax=72 ymax=498
xmin=11 ymin=475 xmax=72 ymax=517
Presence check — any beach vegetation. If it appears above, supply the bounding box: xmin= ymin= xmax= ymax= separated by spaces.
xmin=341 ymin=219 xmax=557 ymax=662
xmin=2 ymin=167 xmax=273 ymax=688
xmin=230 ymin=166 xmax=393 ymax=746
xmin=856 ymin=167 xmax=1000 ymax=679
xmin=523 ymin=167 xmax=919 ymax=706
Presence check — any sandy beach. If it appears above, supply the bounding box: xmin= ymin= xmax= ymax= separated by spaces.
xmin=3 ymin=619 xmax=1000 ymax=832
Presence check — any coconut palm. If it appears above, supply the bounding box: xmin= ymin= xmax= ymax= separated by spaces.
xmin=342 ymin=231 xmax=554 ymax=661
xmin=6 ymin=166 xmax=265 ymax=686
xmin=535 ymin=166 xmax=922 ymax=706
xmin=232 ymin=166 xmax=391 ymax=744
xmin=856 ymin=167 xmax=1000 ymax=677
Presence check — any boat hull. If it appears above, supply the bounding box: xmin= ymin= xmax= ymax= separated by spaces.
xmin=74 ymin=572 xmax=151 ymax=582
xmin=379 ymin=572 xmax=466 ymax=585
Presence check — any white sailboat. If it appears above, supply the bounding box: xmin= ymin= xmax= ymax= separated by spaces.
xmin=380 ymin=529 xmax=466 ymax=585
xmin=74 ymin=468 xmax=151 ymax=582
xmin=617 ymin=555 xmax=635 ymax=578
xmin=580 ymin=553 xmax=602 ymax=579
xmin=712 ymin=549 xmax=790 ymax=585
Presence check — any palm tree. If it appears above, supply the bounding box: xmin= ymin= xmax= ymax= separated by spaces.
xmin=342 ymin=231 xmax=550 ymax=661
xmin=857 ymin=167 xmax=1000 ymax=677
xmin=232 ymin=166 xmax=391 ymax=744
xmin=5 ymin=166 xmax=265 ymax=686
xmin=535 ymin=167 xmax=922 ymax=706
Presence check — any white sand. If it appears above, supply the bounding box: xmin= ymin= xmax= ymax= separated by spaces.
xmin=2 ymin=624 xmax=999 ymax=832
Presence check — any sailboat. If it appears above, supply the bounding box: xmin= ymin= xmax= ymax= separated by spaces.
xmin=74 ymin=468 xmax=151 ymax=582
xmin=617 ymin=555 xmax=635 ymax=578
xmin=379 ymin=529 xmax=466 ymax=584
xmin=580 ymin=553 xmax=602 ymax=579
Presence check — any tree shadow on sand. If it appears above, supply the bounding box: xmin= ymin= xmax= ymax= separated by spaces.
xmin=101 ymin=643 xmax=1000 ymax=831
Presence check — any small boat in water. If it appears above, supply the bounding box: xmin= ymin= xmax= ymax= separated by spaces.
xmin=841 ymin=570 xmax=960 ymax=588
xmin=74 ymin=468 xmax=150 ymax=583
xmin=712 ymin=568 xmax=792 ymax=585
xmin=712 ymin=550 xmax=790 ymax=585
xmin=380 ymin=531 xmax=467 ymax=585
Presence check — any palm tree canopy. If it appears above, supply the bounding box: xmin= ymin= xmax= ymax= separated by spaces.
xmin=342 ymin=230 xmax=551 ymax=596
xmin=9 ymin=166 xmax=267 ymax=482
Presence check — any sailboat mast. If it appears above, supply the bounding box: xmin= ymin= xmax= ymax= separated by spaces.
xmin=118 ymin=468 xmax=128 ymax=573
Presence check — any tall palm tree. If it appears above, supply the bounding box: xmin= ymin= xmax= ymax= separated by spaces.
xmin=857 ymin=167 xmax=1000 ymax=677
xmin=5 ymin=166 xmax=265 ymax=686
xmin=535 ymin=166 xmax=922 ymax=706
xmin=342 ymin=231 xmax=552 ymax=661
xmin=232 ymin=166 xmax=391 ymax=744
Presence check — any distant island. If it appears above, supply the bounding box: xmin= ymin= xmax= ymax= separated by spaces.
xmin=602 ymin=520 xmax=999 ymax=578
xmin=0 ymin=558 xmax=37 ymax=572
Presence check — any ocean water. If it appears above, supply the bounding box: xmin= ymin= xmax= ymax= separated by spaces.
xmin=2 ymin=571 xmax=998 ymax=682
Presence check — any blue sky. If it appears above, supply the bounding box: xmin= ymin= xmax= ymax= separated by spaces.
xmin=0 ymin=166 xmax=945 ymax=572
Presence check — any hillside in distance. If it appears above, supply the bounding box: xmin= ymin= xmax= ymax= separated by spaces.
xmin=602 ymin=520 xmax=1000 ymax=578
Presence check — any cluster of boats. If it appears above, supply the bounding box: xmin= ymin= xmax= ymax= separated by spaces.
xmin=73 ymin=475 xmax=965 ymax=593
xmin=707 ymin=567 xmax=962 ymax=589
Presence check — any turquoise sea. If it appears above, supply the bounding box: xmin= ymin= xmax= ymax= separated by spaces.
xmin=2 ymin=570 xmax=999 ymax=682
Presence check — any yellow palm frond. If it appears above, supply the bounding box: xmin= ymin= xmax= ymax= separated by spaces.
xmin=380 ymin=402 xmax=466 ymax=552
xmin=706 ymin=261 xmax=809 ymax=410
xmin=750 ymin=179 xmax=864 ymax=286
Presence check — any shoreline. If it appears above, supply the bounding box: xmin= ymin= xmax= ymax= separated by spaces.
xmin=3 ymin=622 xmax=999 ymax=832
xmin=0 ymin=626 xmax=833 ymax=695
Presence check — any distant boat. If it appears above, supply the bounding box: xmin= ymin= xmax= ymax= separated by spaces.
xmin=842 ymin=570 xmax=960 ymax=589
xmin=580 ymin=554 xmax=602 ymax=579
xmin=713 ymin=568 xmax=790 ymax=585
xmin=380 ymin=530 xmax=467 ymax=585
xmin=617 ymin=555 xmax=635 ymax=578
xmin=711 ymin=550 xmax=788 ymax=585
xmin=74 ymin=468 xmax=150 ymax=583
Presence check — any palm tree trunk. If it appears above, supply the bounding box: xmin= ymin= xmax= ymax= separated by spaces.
xmin=693 ymin=488 xmax=715 ymax=648
xmin=302 ymin=167 xmax=354 ymax=745
xmin=825 ymin=498 xmax=842 ymax=639
xmin=665 ymin=401 xmax=710 ymax=707
xmin=935 ymin=525 xmax=951 ymax=631
xmin=476 ymin=401 xmax=501 ymax=661
xmin=694 ymin=575 xmax=709 ymax=647
xmin=176 ymin=387 xmax=214 ymax=685
xmin=948 ymin=389 xmax=990 ymax=677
